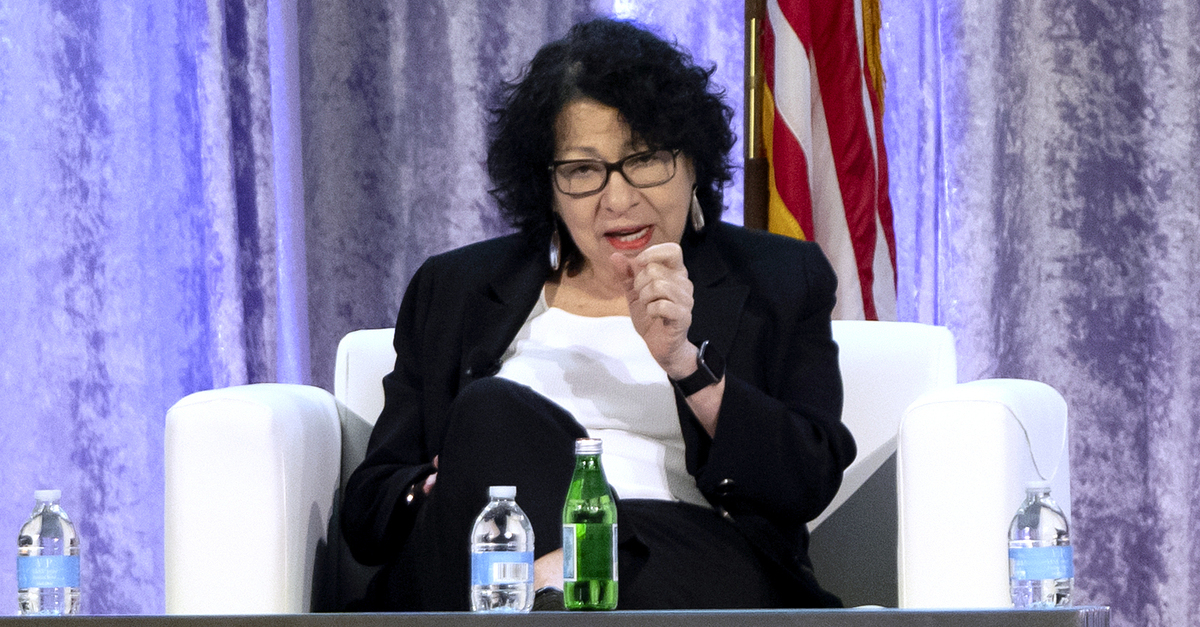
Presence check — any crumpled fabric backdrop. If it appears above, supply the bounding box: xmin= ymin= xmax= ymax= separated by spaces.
xmin=0 ymin=0 xmax=742 ymax=615
xmin=0 ymin=1 xmax=285 ymax=614
xmin=0 ymin=1 xmax=1196 ymax=624
xmin=884 ymin=2 xmax=1200 ymax=626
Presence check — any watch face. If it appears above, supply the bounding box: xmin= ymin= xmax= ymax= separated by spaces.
xmin=698 ymin=340 xmax=724 ymax=380
xmin=675 ymin=340 xmax=723 ymax=396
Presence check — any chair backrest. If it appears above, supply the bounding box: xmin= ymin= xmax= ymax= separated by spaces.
xmin=805 ymin=321 xmax=957 ymax=607
xmin=312 ymin=329 xmax=398 ymax=612
xmin=819 ymin=320 xmax=957 ymax=527
xmin=334 ymin=328 xmax=396 ymax=425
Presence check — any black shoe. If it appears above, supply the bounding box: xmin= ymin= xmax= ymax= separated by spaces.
xmin=532 ymin=587 xmax=565 ymax=611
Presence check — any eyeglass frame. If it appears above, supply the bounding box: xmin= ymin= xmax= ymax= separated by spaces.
xmin=548 ymin=148 xmax=681 ymax=198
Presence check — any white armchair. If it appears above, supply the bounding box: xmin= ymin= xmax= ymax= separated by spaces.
xmin=898 ymin=378 xmax=1071 ymax=608
xmin=164 ymin=321 xmax=1070 ymax=613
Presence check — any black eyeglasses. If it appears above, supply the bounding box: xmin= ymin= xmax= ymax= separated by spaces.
xmin=549 ymin=149 xmax=679 ymax=197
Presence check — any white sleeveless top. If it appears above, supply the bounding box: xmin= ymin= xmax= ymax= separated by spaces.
xmin=495 ymin=291 xmax=708 ymax=507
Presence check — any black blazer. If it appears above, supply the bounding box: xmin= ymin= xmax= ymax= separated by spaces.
xmin=342 ymin=220 xmax=856 ymax=607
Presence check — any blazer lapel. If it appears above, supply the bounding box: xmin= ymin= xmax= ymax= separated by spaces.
xmin=458 ymin=253 xmax=548 ymax=385
xmin=685 ymin=233 xmax=749 ymax=359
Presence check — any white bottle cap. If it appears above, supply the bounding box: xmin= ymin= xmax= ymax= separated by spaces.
xmin=575 ymin=438 xmax=603 ymax=455
xmin=1024 ymin=480 xmax=1051 ymax=492
xmin=34 ymin=489 xmax=61 ymax=501
xmin=489 ymin=485 xmax=516 ymax=499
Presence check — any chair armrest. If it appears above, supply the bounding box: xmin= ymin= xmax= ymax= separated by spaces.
xmin=897 ymin=379 xmax=1069 ymax=609
xmin=165 ymin=384 xmax=342 ymax=614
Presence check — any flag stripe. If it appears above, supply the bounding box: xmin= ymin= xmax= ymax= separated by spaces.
xmin=808 ymin=71 xmax=866 ymax=319
xmin=763 ymin=85 xmax=807 ymax=240
xmin=864 ymin=33 xmax=897 ymax=275
xmin=763 ymin=2 xmax=814 ymax=240
xmin=872 ymin=211 xmax=897 ymax=320
xmin=764 ymin=2 xmax=814 ymax=176
xmin=808 ymin=0 xmax=881 ymax=319
xmin=766 ymin=86 xmax=814 ymax=239
xmin=774 ymin=0 xmax=812 ymax=49
xmin=763 ymin=0 xmax=896 ymax=321
xmin=855 ymin=0 xmax=897 ymax=278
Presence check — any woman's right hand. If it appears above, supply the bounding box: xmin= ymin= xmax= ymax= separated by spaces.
xmin=422 ymin=455 xmax=439 ymax=495
xmin=611 ymin=243 xmax=696 ymax=378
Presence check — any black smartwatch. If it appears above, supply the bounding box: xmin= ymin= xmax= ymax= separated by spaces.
xmin=671 ymin=340 xmax=725 ymax=396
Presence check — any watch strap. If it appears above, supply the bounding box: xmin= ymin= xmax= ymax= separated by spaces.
xmin=671 ymin=340 xmax=725 ymax=396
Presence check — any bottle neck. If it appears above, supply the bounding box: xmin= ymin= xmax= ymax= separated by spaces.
xmin=32 ymin=501 xmax=68 ymax=521
xmin=575 ymin=454 xmax=603 ymax=469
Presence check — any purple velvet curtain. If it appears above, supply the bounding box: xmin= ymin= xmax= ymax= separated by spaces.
xmin=1 ymin=1 xmax=1197 ymax=624
xmin=0 ymin=1 xmax=281 ymax=613
xmin=0 ymin=0 xmax=741 ymax=614
xmin=884 ymin=2 xmax=1200 ymax=626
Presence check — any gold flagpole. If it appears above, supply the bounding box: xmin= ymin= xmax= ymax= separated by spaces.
xmin=743 ymin=0 xmax=768 ymax=231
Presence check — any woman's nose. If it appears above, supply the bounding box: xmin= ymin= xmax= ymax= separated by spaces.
xmin=601 ymin=170 xmax=639 ymax=214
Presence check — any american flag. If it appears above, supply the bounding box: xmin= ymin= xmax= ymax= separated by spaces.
xmin=760 ymin=0 xmax=896 ymax=320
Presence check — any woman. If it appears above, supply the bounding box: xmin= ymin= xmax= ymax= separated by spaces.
xmin=341 ymin=18 xmax=855 ymax=611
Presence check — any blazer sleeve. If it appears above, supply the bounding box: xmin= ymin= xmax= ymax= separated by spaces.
xmin=340 ymin=261 xmax=439 ymax=566
xmin=687 ymin=244 xmax=855 ymax=525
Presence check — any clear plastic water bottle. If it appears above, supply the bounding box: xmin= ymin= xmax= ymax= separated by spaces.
xmin=470 ymin=485 xmax=534 ymax=612
xmin=1008 ymin=480 xmax=1072 ymax=608
xmin=17 ymin=490 xmax=81 ymax=615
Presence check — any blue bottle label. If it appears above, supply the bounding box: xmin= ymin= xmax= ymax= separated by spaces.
xmin=470 ymin=551 xmax=533 ymax=586
xmin=562 ymin=524 xmax=576 ymax=582
xmin=612 ymin=523 xmax=619 ymax=582
xmin=562 ymin=522 xmax=617 ymax=582
xmin=17 ymin=555 xmax=80 ymax=588
xmin=1009 ymin=545 xmax=1074 ymax=579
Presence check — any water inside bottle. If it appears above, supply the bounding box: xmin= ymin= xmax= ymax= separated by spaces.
xmin=17 ymin=494 xmax=81 ymax=616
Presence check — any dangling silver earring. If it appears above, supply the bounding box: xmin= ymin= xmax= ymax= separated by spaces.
xmin=689 ymin=188 xmax=705 ymax=232
xmin=549 ymin=222 xmax=561 ymax=271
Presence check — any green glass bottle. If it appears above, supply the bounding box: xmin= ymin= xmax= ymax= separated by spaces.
xmin=562 ymin=438 xmax=618 ymax=610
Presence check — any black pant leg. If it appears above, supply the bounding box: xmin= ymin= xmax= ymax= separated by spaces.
xmin=381 ymin=377 xmax=586 ymax=611
xmin=616 ymin=500 xmax=785 ymax=609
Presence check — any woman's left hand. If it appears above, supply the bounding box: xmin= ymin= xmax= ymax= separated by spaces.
xmin=611 ymin=243 xmax=698 ymax=379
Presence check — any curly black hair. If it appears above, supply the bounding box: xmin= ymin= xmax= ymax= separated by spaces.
xmin=486 ymin=18 xmax=736 ymax=269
